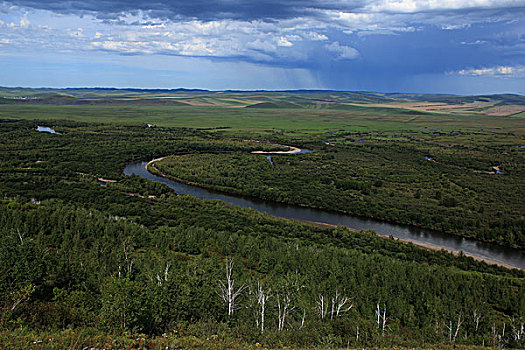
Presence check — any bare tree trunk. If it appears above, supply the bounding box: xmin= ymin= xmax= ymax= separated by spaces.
xmin=473 ymin=308 xmax=481 ymax=332
xmin=317 ymin=294 xmax=327 ymax=319
xmin=502 ymin=322 xmax=506 ymax=348
xmin=319 ymin=290 xmax=353 ymax=320
xmin=375 ymin=302 xmax=388 ymax=336
xmin=218 ymin=257 xmax=246 ymax=318
xmin=492 ymin=323 xmax=498 ymax=347
xmin=276 ymin=293 xmax=294 ymax=331
xmin=155 ymin=263 xmax=170 ymax=285
xmin=16 ymin=229 xmax=23 ymax=244
xmin=376 ymin=302 xmax=381 ymax=328
xmin=122 ymin=239 xmax=133 ymax=277
xmin=382 ymin=304 xmax=388 ymax=336
xmin=446 ymin=320 xmax=453 ymax=344
xmin=9 ymin=283 xmax=35 ymax=312
xmin=300 ymin=309 xmax=306 ymax=329
xmin=446 ymin=314 xmax=462 ymax=344
xmin=511 ymin=318 xmax=524 ymax=341
xmin=453 ymin=314 xmax=463 ymax=344
xmin=333 ymin=289 xmax=353 ymax=318
xmin=255 ymin=281 xmax=270 ymax=334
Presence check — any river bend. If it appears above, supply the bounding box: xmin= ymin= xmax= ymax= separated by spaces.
xmin=124 ymin=160 xmax=525 ymax=270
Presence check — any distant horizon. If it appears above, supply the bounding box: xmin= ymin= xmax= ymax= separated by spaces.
xmin=1 ymin=85 xmax=524 ymax=97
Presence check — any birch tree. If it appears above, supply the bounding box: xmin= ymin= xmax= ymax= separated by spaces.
xmin=276 ymin=292 xmax=294 ymax=331
xmin=16 ymin=229 xmax=23 ymax=244
xmin=217 ymin=257 xmax=246 ymax=318
xmin=376 ymin=302 xmax=388 ymax=336
xmin=252 ymin=281 xmax=271 ymax=334
xmin=1 ymin=283 xmax=35 ymax=328
xmin=317 ymin=289 xmax=353 ymax=319
xmin=472 ymin=308 xmax=482 ymax=332
xmin=330 ymin=289 xmax=353 ymax=319
xmin=155 ymin=263 xmax=170 ymax=286
xmin=317 ymin=294 xmax=328 ymax=319
xmin=118 ymin=238 xmax=134 ymax=278
xmin=275 ymin=272 xmax=304 ymax=331
xmin=510 ymin=318 xmax=524 ymax=342
xmin=445 ymin=314 xmax=463 ymax=344
xmin=492 ymin=322 xmax=506 ymax=348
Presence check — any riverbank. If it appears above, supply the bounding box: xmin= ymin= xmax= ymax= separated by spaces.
xmin=138 ymin=158 xmax=523 ymax=271
xmin=146 ymin=157 xmax=166 ymax=168
xmin=251 ymin=146 xmax=302 ymax=154
xmin=302 ymin=220 xmax=519 ymax=270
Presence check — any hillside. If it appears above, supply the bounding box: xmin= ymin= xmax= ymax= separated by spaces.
xmin=1 ymin=87 xmax=523 ymax=116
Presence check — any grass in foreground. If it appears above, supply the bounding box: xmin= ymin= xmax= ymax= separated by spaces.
xmin=0 ymin=329 xmax=505 ymax=350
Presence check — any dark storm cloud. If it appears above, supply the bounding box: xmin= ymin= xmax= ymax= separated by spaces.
xmin=5 ymin=0 xmax=367 ymax=20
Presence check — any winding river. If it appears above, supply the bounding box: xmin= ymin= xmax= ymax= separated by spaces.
xmin=124 ymin=156 xmax=525 ymax=270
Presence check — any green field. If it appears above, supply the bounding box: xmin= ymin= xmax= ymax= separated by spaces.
xmin=1 ymin=103 xmax=524 ymax=134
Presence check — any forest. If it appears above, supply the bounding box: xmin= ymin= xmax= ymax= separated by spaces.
xmin=0 ymin=116 xmax=524 ymax=349
xmin=154 ymin=132 xmax=524 ymax=248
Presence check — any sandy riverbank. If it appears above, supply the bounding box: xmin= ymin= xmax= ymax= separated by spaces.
xmin=302 ymin=220 xmax=519 ymax=270
xmin=251 ymin=146 xmax=302 ymax=154
xmin=145 ymin=157 xmax=166 ymax=169
xmin=97 ymin=177 xmax=118 ymax=183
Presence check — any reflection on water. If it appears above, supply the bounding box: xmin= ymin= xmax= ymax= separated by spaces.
xmin=124 ymin=160 xmax=525 ymax=270
xmin=36 ymin=126 xmax=61 ymax=134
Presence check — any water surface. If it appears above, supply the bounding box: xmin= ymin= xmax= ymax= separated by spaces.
xmin=124 ymin=160 xmax=525 ymax=270
xmin=36 ymin=126 xmax=61 ymax=134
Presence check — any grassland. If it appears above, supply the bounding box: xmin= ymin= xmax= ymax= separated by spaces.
xmin=2 ymin=87 xmax=524 ymax=116
xmin=0 ymin=104 xmax=523 ymax=135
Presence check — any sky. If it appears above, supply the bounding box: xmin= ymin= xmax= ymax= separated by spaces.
xmin=0 ymin=0 xmax=524 ymax=94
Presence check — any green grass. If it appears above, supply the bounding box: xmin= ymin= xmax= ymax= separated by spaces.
xmin=0 ymin=329 xmax=499 ymax=350
xmin=1 ymin=104 xmax=523 ymax=136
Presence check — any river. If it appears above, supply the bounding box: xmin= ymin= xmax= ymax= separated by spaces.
xmin=124 ymin=159 xmax=524 ymax=270
xmin=36 ymin=126 xmax=61 ymax=134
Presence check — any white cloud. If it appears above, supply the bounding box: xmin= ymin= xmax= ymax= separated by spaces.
xmin=323 ymin=1 xmax=523 ymax=37
xmin=278 ymin=36 xmax=293 ymax=47
xmin=454 ymin=65 xmax=525 ymax=77
xmin=19 ymin=12 xmax=29 ymax=27
xmin=325 ymin=41 xmax=359 ymax=59
xmin=68 ymin=27 xmax=84 ymax=37
xmin=441 ymin=23 xmax=470 ymax=30
xmin=0 ymin=7 xmax=338 ymax=63
xmin=303 ymin=31 xmax=328 ymax=41
xmin=460 ymin=39 xmax=486 ymax=45
xmin=365 ymin=0 xmax=525 ymax=13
